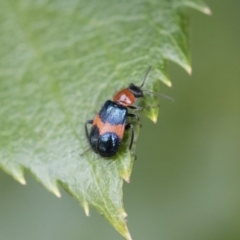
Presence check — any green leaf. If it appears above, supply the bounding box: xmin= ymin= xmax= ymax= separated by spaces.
xmin=0 ymin=0 xmax=209 ymax=239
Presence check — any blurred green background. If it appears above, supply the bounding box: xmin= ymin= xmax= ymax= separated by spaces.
xmin=1 ymin=1 xmax=240 ymax=240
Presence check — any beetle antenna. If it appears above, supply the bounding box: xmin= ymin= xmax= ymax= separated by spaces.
xmin=139 ymin=66 xmax=152 ymax=88
xmin=142 ymin=90 xmax=175 ymax=102
xmin=158 ymin=93 xmax=174 ymax=102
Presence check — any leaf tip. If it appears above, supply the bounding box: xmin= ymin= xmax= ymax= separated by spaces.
xmin=147 ymin=110 xmax=158 ymax=123
xmin=18 ymin=176 xmax=27 ymax=185
xmin=203 ymin=6 xmax=212 ymax=15
xmin=186 ymin=65 xmax=192 ymax=75
xmin=120 ymin=170 xmax=131 ymax=183
xmin=124 ymin=176 xmax=131 ymax=183
xmin=53 ymin=188 xmax=61 ymax=198
xmin=152 ymin=115 xmax=158 ymax=124
xmin=83 ymin=202 xmax=90 ymax=216
xmin=125 ymin=231 xmax=133 ymax=240
xmin=182 ymin=1 xmax=211 ymax=16
xmin=10 ymin=167 xmax=26 ymax=185
xmin=121 ymin=210 xmax=128 ymax=218
xmin=160 ymin=75 xmax=172 ymax=87
xmin=166 ymin=81 xmax=172 ymax=87
xmin=49 ymin=183 xmax=61 ymax=198
xmin=144 ymin=107 xmax=159 ymax=124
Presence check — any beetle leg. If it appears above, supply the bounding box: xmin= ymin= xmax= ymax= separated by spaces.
xmin=127 ymin=113 xmax=142 ymax=128
xmin=128 ymin=104 xmax=159 ymax=111
xmin=127 ymin=113 xmax=140 ymax=123
xmin=85 ymin=119 xmax=93 ymax=140
xmin=125 ymin=123 xmax=134 ymax=150
xmin=80 ymin=120 xmax=94 ymax=157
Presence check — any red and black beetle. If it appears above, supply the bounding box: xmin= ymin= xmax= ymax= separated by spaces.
xmin=85 ymin=67 xmax=155 ymax=157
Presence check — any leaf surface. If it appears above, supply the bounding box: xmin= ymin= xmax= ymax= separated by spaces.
xmin=0 ymin=0 xmax=210 ymax=239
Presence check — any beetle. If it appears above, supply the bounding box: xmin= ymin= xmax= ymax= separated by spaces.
xmin=85 ymin=67 xmax=154 ymax=157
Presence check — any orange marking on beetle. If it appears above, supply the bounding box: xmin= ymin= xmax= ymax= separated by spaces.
xmin=113 ymin=89 xmax=135 ymax=107
xmin=93 ymin=115 xmax=125 ymax=139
